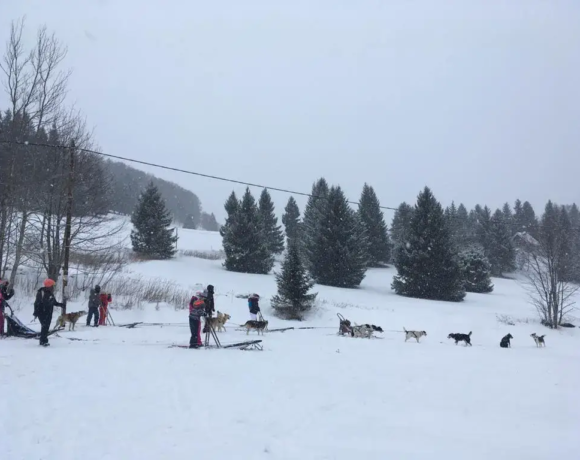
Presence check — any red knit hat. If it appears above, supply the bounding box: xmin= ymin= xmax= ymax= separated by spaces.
xmin=44 ymin=279 xmax=56 ymax=287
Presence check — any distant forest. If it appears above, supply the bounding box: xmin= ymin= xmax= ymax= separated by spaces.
xmin=106 ymin=160 xmax=219 ymax=231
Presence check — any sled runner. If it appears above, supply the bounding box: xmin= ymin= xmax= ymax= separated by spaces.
xmin=4 ymin=304 xmax=58 ymax=339
xmin=169 ymin=339 xmax=263 ymax=351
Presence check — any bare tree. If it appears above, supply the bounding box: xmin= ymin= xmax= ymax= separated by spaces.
xmin=521 ymin=202 xmax=578 ymax=328
xmin=0 ymin=17 xmax=71 ymax=283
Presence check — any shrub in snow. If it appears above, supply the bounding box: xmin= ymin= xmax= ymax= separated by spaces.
xmin=392 ymin=186 xmax=465 ymax=302
xmin=459 ymin=249 xmax=494 ymax=293
xmin=271 ymin=241 xmax=317 ymax=320
xmin=130 ymin=182 xmax=177 ymax=259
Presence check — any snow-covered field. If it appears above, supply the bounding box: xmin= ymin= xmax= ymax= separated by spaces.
xmin=2 ymin=223 xmax=580 ymax=459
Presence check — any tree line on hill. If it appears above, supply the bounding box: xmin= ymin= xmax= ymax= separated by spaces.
xmin=217 ymin=179 xmax=580 ymax=325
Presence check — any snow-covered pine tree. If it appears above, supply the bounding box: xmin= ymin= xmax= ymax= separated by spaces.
xmin=282 ymin=196 xmax=301 ymax=246
xmin=302 ymin=178 xmax=330 ymax=269
xmin=567 ymin=203 xmax=580 ymax=282
xmin=392 ymin=187 xmax=465 ymax=302
xmin=458 ymin=249 xmax=494 ymax=293
xmin=222 ymin=188 xmax=274 ymax=274
xmin=455 ymin=203 xmax=473 ymax=250
xmin=357 ymin=183 xmax=391 ymax=266
xmin=390 ymin=202 xmax=415 ymax=250
xmin=271 ymin=240 xmax=317 ymax=320
xmin=521 ymin=201 xmax=540 ymax=238
xmin=200 ymin=212 xmax=219 ymax=231
xmin=130 ymin=182 xmax=177 ymax=259
xmin=183 ymin=214 xmax=198 ymax=229
xmin=445 ymin=202 xmax=459 ymax=249
xmin=487 ymin=209 xmax=516 ymax=276
xmin=258 ymin=188 xmax=284 ymax=255
xmin=502 ymin=202 xmax=514 ymax=232
xmin=308 ymin=186 xmax=368 ymax=287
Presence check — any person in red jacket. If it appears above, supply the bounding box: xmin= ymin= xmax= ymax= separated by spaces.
xmin=98 ymin=291 xmax=112 ymax=326
xmin=189 ymin=292 xmax=207 ymax=348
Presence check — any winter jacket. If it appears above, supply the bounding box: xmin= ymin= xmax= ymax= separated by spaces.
xmin=88 ymin=289 xmax=101 ymax=309
xmin=248 ymin=297 xmax=260 ymax=314
xmin=100 ymin=293 xmax=112 ymax=308
xmin=0 ymin=284 xmax=14 ymax=312
xmin=189 ymin=296 xmax=206 ymax=319
xmin=34 ymin=287 xmax=64 ymax=318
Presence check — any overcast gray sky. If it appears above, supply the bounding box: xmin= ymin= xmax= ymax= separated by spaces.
xmin=1 ymin=0 xmax=578 ymax=222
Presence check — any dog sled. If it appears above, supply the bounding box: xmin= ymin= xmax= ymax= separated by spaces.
xmin=336 ymin=313 xmax=383 ymax=339
xmin=169 ymin=340 xmax=263 ymax=351
xmin=3 ymin=303 xmax=58 ymax=339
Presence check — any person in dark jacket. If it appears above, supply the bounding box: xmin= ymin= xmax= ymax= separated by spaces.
xmin=0 ymin=279 xmax=15 ymax=336
xmin=33 ymin=278 xmax=65 ymax=346
xmin=248 ymin=293 xmax=260 ymax=320
xmin=87 ymin=285 xmax=101 ymax=327
xmin=202 ymin=284 xmax=216 ymax=333
xmin=189 ymin=292 xmax=206 ymax=348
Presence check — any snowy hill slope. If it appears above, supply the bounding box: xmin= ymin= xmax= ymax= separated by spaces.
xmin=2 ymin=219 xmax=579 ymax=459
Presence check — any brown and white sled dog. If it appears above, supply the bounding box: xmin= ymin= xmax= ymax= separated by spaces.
xmin=403 ymin=328 xmax=427 ymax=343
xmin=205 ymin=311 xmax=232 ymax=332
xmin=241 ymin=320 xmax=268 ymax=335
xmin=56 ymin=311 xmax=87 ymax=331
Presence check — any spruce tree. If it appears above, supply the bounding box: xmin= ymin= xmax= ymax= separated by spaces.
xmin=222 ymin=188 xmax=274 ymax=274
xmin=456 ymin=203 xmax=472 ymax=250
xmin=258 ymin=188 xmax=284 ymax=255
xmin=308 ymin=186 xmax=368 ymax=288
xmin=488 ymin=209 xmax=516 ymax=276
xmin=521 ymin=201 xmax=539 ymax=238
xmin=358 ymin=183 xmax=391 ymax=266
xmin=302 ymin=178 xmax=330 ymax=269
xmin=130 ymin=182 xmax=177 ymax=259
xmin=445 ymin=202 xmax=459 ymax=249
xmin=282 ymin=196 xmax=301 ymax=245
xmin=183 ymin=214 xmax=198 ymax=229
xmin=390 ymin=202 xmax=415 ymax=250
xmin=271 ymin=240 xmax=318 ymax=320
xmin=392 ymin=187 xmax=465 ymax=302
xmin=568 ymin=204 xmax=580 ymax=282
xmin=459 ymin=249 xmax=494 ymax=293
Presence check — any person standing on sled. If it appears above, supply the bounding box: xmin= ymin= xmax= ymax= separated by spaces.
xmin=248 ymin=293 xmax=260 ymax=321
xmin=189 ymin=292 xmax=206 ymax=348
xmin=98 ymin=291 xmax=112 ymax=326
xmin=202 ymin=284 xmax=215 ymax=333
xmin=87 ymin=285 xmax=101 ymax=327
xmin=0 ymin=279 xmax=15 ymax=337
xmin=33 ymin=279 xmax=65 ymax=347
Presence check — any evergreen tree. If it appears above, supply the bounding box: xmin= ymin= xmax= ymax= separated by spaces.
xmin=130 ymin=182 xmax=177 ymax=259
xmin=308 ymin=186 xmax=368 ymax=288
xmin=271 ymin=240 xmax=318 ymax=320
xmin=456 ymin=203 xmax=473 ymax=249
xmin=488 ymin=209 xmax=516 ymax=276
xmin=557 ymin=206 xmax=574 ymax=282
xmin=222 ymin=188 xmax=274 ymax=274
xmin=358 ymin=183 xmax=391 ymax=266
xmin=445 ymin=202 xmax=460 ymax=249
xmin=458 ymin=249 xmax=494 ymax=293
xmin=568 ymin=204 xmax=580 ymax=282
xmin=258 ymin=188 xmax=284 ymax=255
xmin=183 ymin=214 xmax=198 ymax=229
xmin=282 ymin=196 xmax=301 ymax=245
xmin=390 ymin=202 xmax=415 ymax=250
xmin=200 ymin=212 xmax=219 ymax=231
xmin=392 ymin=187 xmax=465 ymax=302
xmin=502 ymin=202 xmax=514 ymax=234
xmin=521 ymin=201 xmax=539 ymax=238
xmin=302 ymin=178 xmax=330 ymax=269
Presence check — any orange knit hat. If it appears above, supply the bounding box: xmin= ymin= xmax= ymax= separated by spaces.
xmin=43 ymin=278 xmax=56 ymax=287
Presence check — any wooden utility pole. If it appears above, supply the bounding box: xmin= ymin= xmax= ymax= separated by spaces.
xmin=61 ymin=140 xmax=75 ymax=313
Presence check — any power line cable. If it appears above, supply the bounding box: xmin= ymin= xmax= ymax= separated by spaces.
xmin=0 ymin=139 xmax=399 ymax=211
